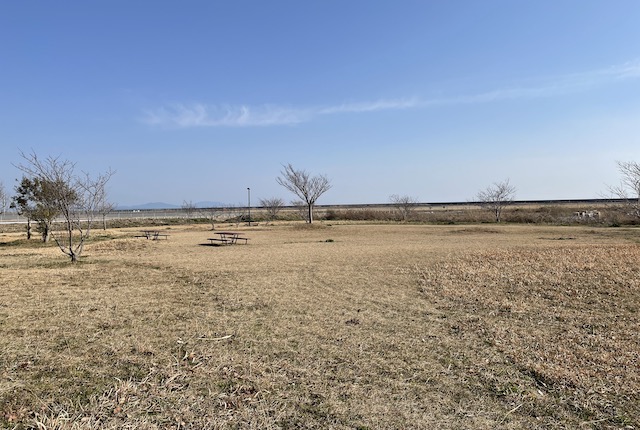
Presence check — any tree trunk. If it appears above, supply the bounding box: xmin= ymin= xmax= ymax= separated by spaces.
xmin=69 ymin=240 xmax=83 ymax=263
xmin=308 ymin=204 xmax=313 ymax=224
xmin=42 ymin=222 xmax=51 ymax=242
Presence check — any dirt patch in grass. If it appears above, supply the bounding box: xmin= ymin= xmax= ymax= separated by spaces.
xmin=0 ymin=223 xmax=638 ymax=428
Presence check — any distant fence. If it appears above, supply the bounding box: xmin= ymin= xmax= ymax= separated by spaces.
xmin=0 ymin=199 xmax=629 ymax=225
xmin=0 ymin=209 xmax=195 ymax=224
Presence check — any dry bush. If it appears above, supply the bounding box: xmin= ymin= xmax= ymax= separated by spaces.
xmin=422 ymin=209 xmax=493 ymax=224
xmin=601 ymin=207 xmax=640 ymax=227
xmin=323 ymin=208 xmax=396 ymax=222
xmin=505 ymin=206 xmax=573 ymax=224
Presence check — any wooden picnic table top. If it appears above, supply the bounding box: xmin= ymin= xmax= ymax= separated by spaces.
xmin=208 ymin=232 xmax=249 ymax=245
xmin=137 ymin=230 xmax=169 ymax=239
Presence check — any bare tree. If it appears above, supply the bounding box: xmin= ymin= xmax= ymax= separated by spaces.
xmin=476 ymin=179 xmax=516 ymax=222
xmin=276 ymin=163 xmax=331 ymax=224
xmin=87 ymin=174 xmax=116 ymax=231
xmin=0 ymin=181 xmax=8 ymax=222
xmin=78 ymin=170 xmax=116 ymax=237
xmin=96 ymin=200 xmax=117 ymax=230
xmin=259 ymin=197 xmax=285 ymax=221
xmin=607 ymin=161 xmax=640 ymax=218
xmin=15 ymin=150 xmax=114 ymax=263
xmin=224 ymin=204 xmax=246 ymax=227
xmin=389 ymin=194 xmax=419 ymax=221
xmin=182 ymin=200 xmax=197 ymax=219
xmin=199 ymin=206 xmax=224 ymax=230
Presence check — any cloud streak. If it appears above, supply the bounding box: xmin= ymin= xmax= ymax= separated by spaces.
xmin=316 ymin=98 xmax=422 ymax=115
xmin=142 ymin=60 xmax=640 ymax=128
xmin=142 ymin=103 xmax=311 ymax=128
xmin=142 ymin=98 xmax=419 ymax=128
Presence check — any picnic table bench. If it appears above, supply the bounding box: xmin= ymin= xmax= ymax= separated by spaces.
xmin=135 ymin=230 xmax=169 ymax=240
xmin=208 ymin=232 xmax=249 ymax=245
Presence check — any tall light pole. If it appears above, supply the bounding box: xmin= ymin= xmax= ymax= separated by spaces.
xmin=247 ymin=187 xmax=251 ymax=226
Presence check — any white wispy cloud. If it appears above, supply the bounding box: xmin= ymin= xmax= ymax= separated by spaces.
xmin=584 ymin=60 xmax=640 ymax=80
xmin=142 ymin=60 xmax=640 ymax=128
xmin=317 ymin=98 xmax=422 ymax=114
xmin=142 ymin=103 xmax=311 ymax=127
xmin=423 ymin=59 xmax=640 ymax=106
xmin=141 ymin=98 xmax=418 ymax=128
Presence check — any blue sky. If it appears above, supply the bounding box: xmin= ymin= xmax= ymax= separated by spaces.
xmin=1 ymin=1 xmax=639 ymax=206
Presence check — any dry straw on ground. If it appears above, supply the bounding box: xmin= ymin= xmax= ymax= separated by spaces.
xmin=0 ymin=222 xmax=638 ymax=429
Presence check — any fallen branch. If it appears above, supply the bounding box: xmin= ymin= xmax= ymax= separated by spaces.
xmin=580 ymin=418 xmax=609 ymax=426
xmin=197 ymin=334 xmax=233 ymax=341
xmin=500 ymin=403 xmax=523 ymax=423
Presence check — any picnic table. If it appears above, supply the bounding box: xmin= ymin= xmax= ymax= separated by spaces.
xmin=136 ymin=230 xmax=169 ymax=240
xmin=208 ymin=231 xmax=249 ymax=245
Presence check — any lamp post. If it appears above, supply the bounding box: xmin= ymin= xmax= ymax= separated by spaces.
xmin=247 ymin=187 xmax=251 ymax=226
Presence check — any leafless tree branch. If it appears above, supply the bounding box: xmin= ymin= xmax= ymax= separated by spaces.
xmin=476 ymin=179 xmax=516 ymax=222
xmin=14 ymin=150 xmax=114 ymax=262
xmin=389 ymin=194 xmax=419 ymax=221
xmin=259 ymin=197 xmax=285 ymax=221
xmin=607 ymin=160 xmax=640 ymax=218
xmin=276 ymin=163 xmax=331 ymax=223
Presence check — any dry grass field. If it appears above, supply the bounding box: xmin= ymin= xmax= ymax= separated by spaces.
xmin=0 ymin=222 xmax=638 ymax=429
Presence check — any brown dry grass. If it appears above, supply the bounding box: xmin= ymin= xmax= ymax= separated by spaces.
xmin=0 ymin=222 xmax=638 ymax=429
